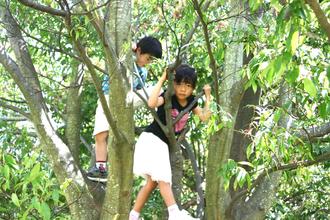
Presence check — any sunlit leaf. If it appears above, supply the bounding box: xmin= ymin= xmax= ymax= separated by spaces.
xmin=290 ymin=30 xmax=299 ymax=53
xmin=319 ymin=102 xmax=327 ymax=119
xmin=28 ymin=163 xmax=41 ymax=182
xmin=303 ymin=78 xmax=317 ymax=98
xmin=39 ymin=202 xmax=51 ymax=220
xmin=11 ymin=193 xmax=20 ymax=207
xmin=286 ymin=67 xmax=299 ymax=84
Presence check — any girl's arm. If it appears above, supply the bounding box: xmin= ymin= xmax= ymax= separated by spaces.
xmin=147 ymin=69 xmax=167 ymax=108
xmin=193 ymin=84 xmax=212 ymax=122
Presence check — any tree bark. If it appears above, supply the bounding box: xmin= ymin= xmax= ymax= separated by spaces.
xmin=65 ymin=59 xmax=83 ymax=163
xmin=0 ymin=4 xmax=98 ymax=219
xmin=232 ymin=82 xmax=293 ymax=220
xmin=205 ymin=0 xmax=246 ymax=219
xmin=100 ymin=0 xmax=134 ymax=219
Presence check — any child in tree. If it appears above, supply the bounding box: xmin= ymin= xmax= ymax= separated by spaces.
xmin=130 ymin=64 xmax=211 ymax=220
xmin=87 ymin=36 xmax=162 ymax=182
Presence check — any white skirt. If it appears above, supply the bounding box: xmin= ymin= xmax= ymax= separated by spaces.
xmin=133 ymin=132 xmax=172 ymax=184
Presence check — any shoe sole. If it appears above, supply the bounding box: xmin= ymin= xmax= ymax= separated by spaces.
xmin=87 ymin=176 xmax=107 ymax=182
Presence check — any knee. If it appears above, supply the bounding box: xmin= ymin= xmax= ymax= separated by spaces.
xmin=145 ymin=180 xmax=157 ymax=191
xmin=158 ymin=181 xmax=170 ymax=189
xmin=95 ymin=131 xmax=108 ymax=143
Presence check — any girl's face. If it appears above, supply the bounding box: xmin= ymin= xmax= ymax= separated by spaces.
xmin=136 ymin=48 xmax=152 ymax=67
xmin=174 ymin=81 xmax=194 ymax=101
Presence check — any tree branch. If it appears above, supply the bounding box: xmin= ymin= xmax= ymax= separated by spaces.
xmin=181 ymin=139 xmax=205 ymax=218
xmin=191 ymin=0 xmax=220 ymax=109
xmin=0 ymin=45 xmax=31 ymax=99
xmin=305 ymin=0 xmax=330 ymax=42
xmin=63 ymin=12 xmax=125 ymax=142
xmin=296 ymin=122 xmax=330 ymax=140
xmin=20 ymin=28 xmax=106 ymax=74
xmin=227 ymin=150 xmax=330 ymax=215
xmin=17 ymin=0 xmax=68 ymax=17
xmin=0 ymin=100 xmax=31 ymax=120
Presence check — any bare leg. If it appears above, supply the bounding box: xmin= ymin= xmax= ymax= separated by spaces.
xmin=94 ymin=131 xmax=108 ymax=161
xmin=158 ymin=181 xmax=176 ymax=207
xmin=132 ymin=175 xmax=158 ymax=212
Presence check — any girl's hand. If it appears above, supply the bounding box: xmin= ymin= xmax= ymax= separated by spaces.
xmin=160 ymin=68 xmax=168 ymax=82
xmin=203 ymin=84 xmax=211 ymax=100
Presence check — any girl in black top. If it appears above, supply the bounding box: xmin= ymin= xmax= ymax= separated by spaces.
xmin=130 ymin=64 xmax=212 ymax=220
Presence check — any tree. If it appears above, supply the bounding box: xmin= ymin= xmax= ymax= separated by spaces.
xmin=0 ymin=0 xmax=329 ymax=219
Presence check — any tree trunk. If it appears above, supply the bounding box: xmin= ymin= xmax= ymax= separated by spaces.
xmin=170 ymin=145 xmax=184 ymax=208
xmin=232 ymin=83 xmax=292 ymax=219
xmin=205 ymin=0 xmax=246 ymax=218
xmin=101 ymin=0 xmax=134 ymax=219
xmin=65 ymin=59 xmax=83 ymax=163
xmin=0 ymin=5 xmax=98 ymax=219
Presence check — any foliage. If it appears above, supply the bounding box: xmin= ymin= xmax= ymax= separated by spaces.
xmin=0 ymin=0 xmax=329 ymax=218
xmin=267 ymin=166 xmax=330 ymax=220
xmin=0 ymin=120 xmax=69 ymax=219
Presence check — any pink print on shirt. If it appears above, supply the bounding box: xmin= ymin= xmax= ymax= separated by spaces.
xmin=171 ymin=109 xmax=189 ymax=133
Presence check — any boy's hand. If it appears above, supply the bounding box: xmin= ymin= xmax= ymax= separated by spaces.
xmin=203 ymin=84 xmax=211 ymax=100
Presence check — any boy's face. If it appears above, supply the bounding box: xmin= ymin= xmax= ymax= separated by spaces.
xmin=174 ymin=81 xmax=194 ymax=101
xmin=136 ymin=48 xmax=153 ymax=67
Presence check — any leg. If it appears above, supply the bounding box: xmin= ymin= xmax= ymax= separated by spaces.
xmin=132 ymin=175 xmax=158 ymax=212
xmin=94 ymin=131 xmax=108 ymax=161
xmin=158 ymin=181 xmax=176 ymax=206
xmin=87 ymin=131 xmax=108 ymax=182
xmin=159 ymin=181 xmax=198 ymax=220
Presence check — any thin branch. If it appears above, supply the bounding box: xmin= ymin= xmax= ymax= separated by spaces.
xmin=0 ymin=45 xmax=31 ymax=100
xmin=207 ymin=8 xmax=249 ymax=25
xmin=191 ymin=0 xmax=220 ymax=108
xmin=71 ymin=0 xmax=111 ymax=16
xmin=181 ymin=139 xmax=205 ymax=218
xmin=20 ymin=28 xmax=106 ymax=74
xmin=0 ymin=97 xmax=26 ymax=104
xmin=0 ymin=100 xmax=31 ymax=120
xmin=226 ymin=150 xmax=330 ymax=216
xmin=305 ymin=0 xmax=330 ymax=42
xmin=183 ymin=0 xmax=211 ymax=46
xmin=0 ymin=117 xmax=27 ymax=121
xmin=296 ymin=122 xmax=330 ymax=140
xmin=160 ymin=0 xmax=180 ymax=49
xmin=173 ymin=90 xmax=204 ymax=124
xmin=63 ymin=12 xmax=125 ymax=143
xmin=17 ymin=0 xmax=68 ymax=17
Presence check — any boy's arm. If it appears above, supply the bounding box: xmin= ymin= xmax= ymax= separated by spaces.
xmin=147 ymin=69 xmax=167 ymax=108
xmin=193 ymin=84 xmax=212 ymax=122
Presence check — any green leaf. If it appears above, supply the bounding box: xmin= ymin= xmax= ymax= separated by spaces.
xmin=28 ymin=163 xmax=41 ymax=182
xmin=249 ymin=0 xmax=262 ymax=12
xmin=290 ymin=30 xmax=299 ymax=53
xmin=303 ymin=78 xmax=317 ymax=98
xmin=327 ymin=65 xmax=330 ymax=81
xmin=4 ymin=154 xmax=16 ymax=166
xmin=246 ymin=143 xmax=253 ymax=160
xmin=319 ymin=102 xmax=327 ymax=119
xmin=11 ymin=193 xmax=20 ymax=207
xmin=39 ymin=202 xmax=51 ymax=220
xmin=252 ymin=80 xmax=258 ymax=93
xmin=52 ymin=190 xmax=60 ymax=204
xmin=4 ymin=165 xmax=10 ymax=179
xmin=286 ymin=67 xmax=299 ymax=84
xmin=237 ymin=161 xmax=254 ymax=168
xmin=274 ymin=109 xmax=282 ymax=123
xmin=234 ymin=167 xmax=248 ymax=189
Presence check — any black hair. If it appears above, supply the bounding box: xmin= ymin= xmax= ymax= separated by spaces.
xmin=136 ymin=36 xmax=162 ymax=59
xmin=174 ymin=64 xmax=197 ymax=88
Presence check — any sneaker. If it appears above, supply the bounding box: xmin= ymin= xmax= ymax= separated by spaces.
xmin=168 ymin=209 xmax=199 ymax=220
xmin=86 ymin=165 xmax=108 ymax=182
